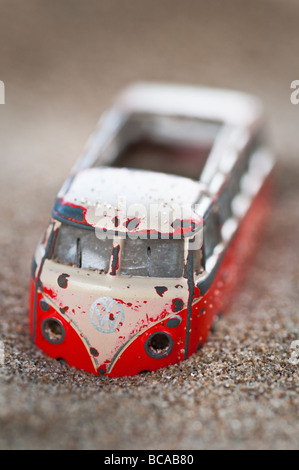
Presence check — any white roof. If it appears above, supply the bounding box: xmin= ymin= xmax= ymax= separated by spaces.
xmin=56 ymin=167 xmax=204 ymax=237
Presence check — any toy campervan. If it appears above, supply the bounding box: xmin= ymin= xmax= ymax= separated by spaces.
xmin=29 ymin=83 xmax=274 ymax=377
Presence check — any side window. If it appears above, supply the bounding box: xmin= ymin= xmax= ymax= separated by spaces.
xmin=203 ymin=208 xmax=221 ymax=262
xmin=189 ymin=232 xmax=203 ymax=276
xmin=218 ymin=151 xmax=251 ymax=225
xmin=218 ymin=184 xmax=233 ymax=225
xmin=217 ymin=134 xmax=261 ymax=227
xmin=193 ymin=247 xmax=203 ymax=276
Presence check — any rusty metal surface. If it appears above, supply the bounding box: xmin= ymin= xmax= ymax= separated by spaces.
xmin=0 ymin=0 xmax=298 ymax=450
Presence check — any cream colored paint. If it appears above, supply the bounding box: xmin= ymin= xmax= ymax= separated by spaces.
xmin=40 ymin=257 xmax=190 ymax=370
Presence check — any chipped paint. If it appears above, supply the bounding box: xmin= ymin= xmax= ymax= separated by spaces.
xmin=29 ymin=83 xmax=275 ymax=377
xmin=171 ymin=298 xmax=184 ymax=312
xmin=57 ymin=273 xmax=70 ymax=289
xmin=155 ymin=286 xmax=168 ymax=297
xmin=110 ymin=244 xmax=120 ymax=276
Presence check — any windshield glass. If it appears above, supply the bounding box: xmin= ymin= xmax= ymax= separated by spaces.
xmin=53 ymin=224 xmax=185 ymax=278
xmin=53 ymin=224 xmax=113 ymax=273
xmin=120 ymin=238 xmax=185 ymax=278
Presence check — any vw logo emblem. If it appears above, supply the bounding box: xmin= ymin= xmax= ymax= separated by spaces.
xmin=89 ymin=297 xmax=125 ymax=334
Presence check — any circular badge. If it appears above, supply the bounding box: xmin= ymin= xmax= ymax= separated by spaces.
xmin=89 ymin=297 xmax=125 ymax=334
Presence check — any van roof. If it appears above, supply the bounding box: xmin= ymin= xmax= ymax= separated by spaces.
xmin=52 ymin=167 xmax=205 ymax=238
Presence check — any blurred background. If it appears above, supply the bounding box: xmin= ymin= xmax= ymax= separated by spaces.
xmin=1 ymin=0 xmax=299 ymax=239
xmin=0 ymin=0 xmax=298 ymax=221
xmin=0 ymin=0 xmax=298 ymax=450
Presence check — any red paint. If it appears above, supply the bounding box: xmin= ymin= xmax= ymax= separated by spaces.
xmin=106 ymin=315 xmax=188 ymax=377
xmin=30 ymin=284 xmax=95 ymax=374
xmin=42 ymin=285 xmax=58 ymax=300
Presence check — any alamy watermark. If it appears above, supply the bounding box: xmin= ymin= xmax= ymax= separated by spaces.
xmin=0 ymin=81 xmax=4 ymax=104
xmin=0 ymin=340 xmax=5 ymax=365
xmin=92 ymin=198 xmax=203 ymax=250
xmin=290 ymin=80 xmax=299 ymax=105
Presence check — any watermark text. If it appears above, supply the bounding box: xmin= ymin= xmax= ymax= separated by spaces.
xmin=0 ymin=341 xmax=5 ymax=365
xmin=290 ymin=80 xmax=299 ymax=105
xmin=289 ymin=340 xmax=299 ymax=365
xmin=92 ymin=198 xmax=203 ymax=249
xmin=0 ymin=81 xmax=4 ymax=104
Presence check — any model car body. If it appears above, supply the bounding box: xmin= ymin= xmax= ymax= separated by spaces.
xmin=29 ymin=83 xmax=275 ymax=377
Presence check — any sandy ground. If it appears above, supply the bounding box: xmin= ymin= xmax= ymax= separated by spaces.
xmin=0 ymin=0 xmax=298 ymax=450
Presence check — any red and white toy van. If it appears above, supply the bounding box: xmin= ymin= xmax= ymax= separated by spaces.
xmin=29 ymin=83 xmax=275 ymax=377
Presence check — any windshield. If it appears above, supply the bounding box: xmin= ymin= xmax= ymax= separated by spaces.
xmin=53 ymin=224 xmax=113 ymax=273
xmin=53 ymin=224 xmax=185 ymax=278
xmin=120 ymin=237 xmax=185 ymax=278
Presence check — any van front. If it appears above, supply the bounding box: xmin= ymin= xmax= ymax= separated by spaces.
xmin=29 ymin=167 xmax=204 ymax=376
xmin=30 ymin=218 xmax=204 ymax=376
